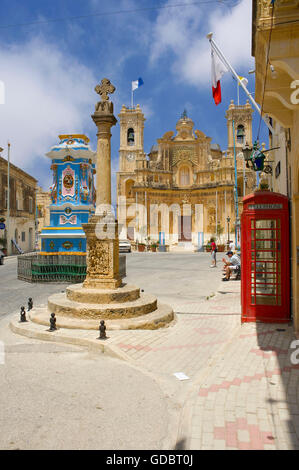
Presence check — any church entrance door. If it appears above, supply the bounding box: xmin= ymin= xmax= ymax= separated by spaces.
xmin=179 ymin=216 xmax=191 ymax=241
xmin=127 ymin=227 xmax=135 ymax=240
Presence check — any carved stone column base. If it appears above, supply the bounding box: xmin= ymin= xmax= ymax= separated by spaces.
xmin=82 ymin=216 xmax=122 ymax=290
xmin=83 ymin=278 xmax=122 ymax=289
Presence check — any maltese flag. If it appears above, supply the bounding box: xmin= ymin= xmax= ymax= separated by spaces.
xmin=211 ymin=48 xmax=227 ymax=105
xmin=132 ymin=77 xmax=144 ymax=91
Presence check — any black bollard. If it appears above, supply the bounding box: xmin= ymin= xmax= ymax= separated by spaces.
xmin=20 ymin=306 xmax=27 ymax=323
xmin=28 ymin=297 xmax=33 ymax=311
xmin=48 ymin=313 xmax=57 ymax=332
xmin=98 ymin=320 xmax=107 ymax=340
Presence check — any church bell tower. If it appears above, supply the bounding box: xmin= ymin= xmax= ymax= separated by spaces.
xmin=225 ymin=99 xmax=253 ymax=156
xmin=118 ymin=104 xmax=146 ymax=172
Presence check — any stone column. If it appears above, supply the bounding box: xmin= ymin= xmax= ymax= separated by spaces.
xmin=82 ymin=78 xmax=122 ymax=290
xmin=93 ymin=116 xmax=116 ymax=213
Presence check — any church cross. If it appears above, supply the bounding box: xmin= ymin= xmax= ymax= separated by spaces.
xmin=95 ymin=78 xmax=116 ymax=101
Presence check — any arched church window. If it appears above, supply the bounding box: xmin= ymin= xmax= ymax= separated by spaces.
xmin=127 ymin=128 xmax=135 ymax=146
xmin=179 ymin=166 xmax=190 ymax=186
xmin=125 ymin=179 xmax=134 ymax=198
xmin=237 ymin=125 xmax=245 ymax=144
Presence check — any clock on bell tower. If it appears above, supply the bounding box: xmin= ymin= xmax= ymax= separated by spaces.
xmin=118 ymin=104 xmax=146 ymax=172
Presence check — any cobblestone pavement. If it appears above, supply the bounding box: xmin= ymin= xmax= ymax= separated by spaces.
xmin=0 ymin=256 xmax=68 ymax=319
xmin=5 ymin=254 xmax=299 ymax=450
xmin=102 ymin=279 xmax=299 ymax=450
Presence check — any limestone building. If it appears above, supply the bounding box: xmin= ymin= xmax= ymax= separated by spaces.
xmin=117 ymin=101 xmax=256 ymax=251
xmin=36 ymin=186 xmax=51 ymax=250
xmin=0 ymin=154 xmax=37 ymax=255
xmin=252 ymin=0 xmax=299 ymax=331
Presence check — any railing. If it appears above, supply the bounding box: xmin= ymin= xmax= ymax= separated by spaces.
xmin=32 ymin=254 xmax=87 ymax=283
xmin=17 ymin=252 xmax=38 ymax=281
xmin=17 ymin=253 xmax=126 ymax=283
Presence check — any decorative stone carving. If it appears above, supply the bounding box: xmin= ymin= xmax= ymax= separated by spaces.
xmin=162 ymin=131 xmax=174 ymax=141
xmin=194 ymin=129 xmax=206 ymax=140
xmin=87 ymin=243 xmax=109 ymax=276
xmin=207 ymin=206 xmax=216 ymax=232
xmin=94 ymin=78 xmax=116 ymax=113
xmin=259 ymin=0 xmax=271 ymax=18
xmin=95 ymin=78 xmax=115 ymax=102
xmin=182 ymin=192 xmax=192 ymax=204
xmin=172 ymin=146 xmax=196 ymax=167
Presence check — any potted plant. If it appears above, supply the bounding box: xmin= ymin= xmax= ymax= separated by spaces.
xmin=205 ymin=241 xmax=211 ymax=252
xmin=258 ymin=181 xmax=270 ymax=191
xmin=217 ymin=244 xmax=225 ymax=252
xmin=150 ymin=241 xmax=158 ymax=252
xmin=138 ymin=243 xmax=146 ymax=252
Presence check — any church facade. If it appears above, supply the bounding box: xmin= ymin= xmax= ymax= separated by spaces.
xmin=117 ymin=101 xmax=256 ymax=251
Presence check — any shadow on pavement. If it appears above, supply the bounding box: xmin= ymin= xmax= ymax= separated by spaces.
xmin=174 ymin=437 xmax=187 ymax=450
xmin=255 ymin=321 xmax=299 ymax=449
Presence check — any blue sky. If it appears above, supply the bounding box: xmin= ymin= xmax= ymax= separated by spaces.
xmin=0 ymin=0 xmax=268 ymax=200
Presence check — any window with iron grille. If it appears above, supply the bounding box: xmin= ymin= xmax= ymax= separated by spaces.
xmin=29 ymin=196 xmax=33 ymax=213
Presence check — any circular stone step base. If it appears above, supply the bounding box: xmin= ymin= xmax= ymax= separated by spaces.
xmin=48 ymin=292 xmax=157 ymax=319
xmin=29 ymin=303 xmax=175 ymax=330
xmin=66 ymin=283 xmax=140 ymax=304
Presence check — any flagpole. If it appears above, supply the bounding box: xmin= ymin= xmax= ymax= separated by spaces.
xmin=7 ymin=141 xmax=10 ymax=255
xmin=131 ymin=88 xmax=134 ymax=109
xmin=232 ymin=119 xmax=239 ymax=244
xmin=207 ymin=32 xmax=275 ymax=135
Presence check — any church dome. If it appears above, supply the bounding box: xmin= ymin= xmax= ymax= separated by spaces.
xmin=46 ymin=134 xmax=96 ymax=162
xmin=175 ymin=110 xmax=195 ymax=139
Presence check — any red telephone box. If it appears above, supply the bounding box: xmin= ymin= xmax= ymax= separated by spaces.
xmin=241 ymin=191 xmax=290 ymax=323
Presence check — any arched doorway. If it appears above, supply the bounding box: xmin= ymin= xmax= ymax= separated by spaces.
xmin=179 ymin=166 xmax=190 ymax=186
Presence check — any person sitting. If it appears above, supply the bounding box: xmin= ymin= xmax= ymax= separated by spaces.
xmin=222 ymin=251 xmax=241 ymax=281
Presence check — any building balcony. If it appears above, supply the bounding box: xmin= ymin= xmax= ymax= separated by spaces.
xmin=252 ymin=0 xmax=299 ymax=127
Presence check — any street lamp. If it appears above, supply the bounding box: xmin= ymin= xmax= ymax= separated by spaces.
xmin=242 ymin=142 xmax=253 ymax=167
xmin=242 ymin=141 xmax=278 ymax=174
xmin=226 ymin=216 xmax=231 ymax=245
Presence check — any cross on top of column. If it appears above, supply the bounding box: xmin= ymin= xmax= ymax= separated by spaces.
xmin=95 ymin=78 xmax=116 ymax=102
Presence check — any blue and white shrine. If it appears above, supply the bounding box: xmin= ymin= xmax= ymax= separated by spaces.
xmin=40 ymin=134 xmax=96 ymax=255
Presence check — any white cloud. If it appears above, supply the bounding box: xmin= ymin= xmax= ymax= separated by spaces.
xmin=150 ymin=1 xmax=203 ymax=63
xmin=150 ymin=0 xmax=253 ymax=87
xmin=0 ymin=37 xmax=96 ymax=184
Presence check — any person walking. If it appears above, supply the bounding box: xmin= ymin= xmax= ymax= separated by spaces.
xmin=210 ymin=238 xmax=217 ymax=268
